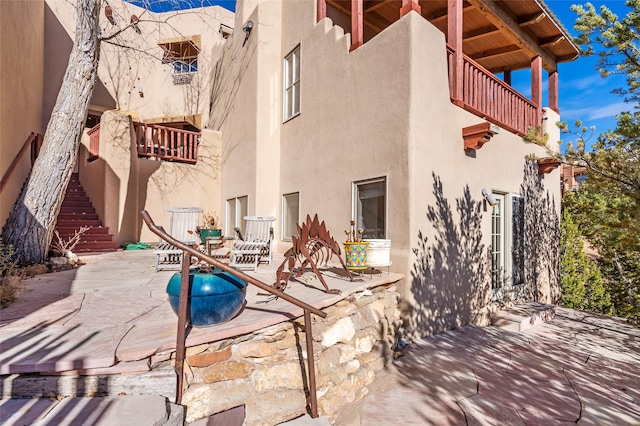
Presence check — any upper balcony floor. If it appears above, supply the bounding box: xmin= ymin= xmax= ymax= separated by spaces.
xmin=317 ymin=0 xmax=579 ymax=136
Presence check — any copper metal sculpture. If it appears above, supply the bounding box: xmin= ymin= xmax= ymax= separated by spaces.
xmin=275 ymin=214 xmax=359 ymax=294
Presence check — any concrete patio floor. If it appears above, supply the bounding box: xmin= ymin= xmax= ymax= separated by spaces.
xmin=1 ymin=250 xmax=639 ymax=425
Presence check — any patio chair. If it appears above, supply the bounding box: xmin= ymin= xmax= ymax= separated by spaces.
xmin=154 ymin=207 xmax=202 ymax=272
xmin=229 ymin=216 xmax=275 ymax=271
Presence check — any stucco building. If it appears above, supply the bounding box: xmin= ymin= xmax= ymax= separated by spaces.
xmin=1 ymin=0 xmax=577 ymax=337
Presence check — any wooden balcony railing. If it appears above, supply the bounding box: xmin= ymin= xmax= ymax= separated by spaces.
xmin=447 ymin=46 xmax=540 ymax=136
xmin=87 ymin=123 xmax=100 ymax=161
xmin=134 ymin=122 xmax=199 ymax=164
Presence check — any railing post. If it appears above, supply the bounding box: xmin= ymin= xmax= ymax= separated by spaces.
xmin=531 ymin=56 xmax=543 ymax=127
xmin=317 ymin=0 xmax=326 ymax=22
xmin=400 ymin=0 xmax=421 ymax=17
xmin=448 ymin=0 xmax=464 ymax=105
xmin=548 ymin=70 xmax=559 ymax=114
xmin=350 ymin=0 xmax=363 ymax=51
xmin=304 ymin=309 xmax=319 ymax=417
xmin=175 ymin=252 xmax=191 ymax=404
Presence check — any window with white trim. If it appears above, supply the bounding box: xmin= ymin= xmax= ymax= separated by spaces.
xmin=282 ymin=192 xmax=299 ymax=241
xmin=352 ymin=177 xmax=386 ymax=239
xmin=491 ymin=192 xmax=526 ymax=301
xmin=226 ymin=196 xmax=248 ymax=237
xmin=283 ymin=45 xmax=300 ymax=121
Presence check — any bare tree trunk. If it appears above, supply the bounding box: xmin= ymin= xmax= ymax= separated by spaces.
xmin=2 ymin=0 xmax=101 ymax=264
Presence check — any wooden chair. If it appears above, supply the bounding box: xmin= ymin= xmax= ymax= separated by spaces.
xmin=154 ymin=207 xmax=202 ymax=271
xmin=229 ymin=216 xmax=275 ymax=271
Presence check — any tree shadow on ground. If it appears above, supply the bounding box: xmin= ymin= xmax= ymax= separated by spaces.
xmin=410 ymin=173 xmax=491 ymax=337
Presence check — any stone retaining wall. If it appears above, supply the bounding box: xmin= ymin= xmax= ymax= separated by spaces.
xmin=180 ymin=283 xmax=400 ymax=424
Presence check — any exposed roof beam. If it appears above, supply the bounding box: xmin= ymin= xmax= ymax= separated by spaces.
xmin=468 ymin=0 xmax=557 ymax=71
xmin=540 ymin=35 xmax=565 ymax=48
xmin=364 ymin=0 xmax=388 ymax=14
xmin=469 ymin=44 xmax=521 ymax=61
xmin=327 ymin=0 xmax=384 ymax=32
xmin=427 ymin=4 xmax=474 ymax=24
xmin=519 ymin=12 xmax=546 ymax=28
xmin=463 ymin=25 xmax=500 ymax=42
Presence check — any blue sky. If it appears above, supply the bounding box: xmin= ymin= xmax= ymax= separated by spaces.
xmin=129 ymin=0 xmax=631 ymax=148
xmin=519 ymin=1 xmax=631 ymax=143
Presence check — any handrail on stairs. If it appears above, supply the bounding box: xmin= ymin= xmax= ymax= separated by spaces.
xmin=0 ymin=132 xmax=42 ymax=194
xmin=140 ymin=210 xmax=326 ymax=418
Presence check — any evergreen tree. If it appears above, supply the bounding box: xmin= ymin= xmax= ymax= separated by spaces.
xmin=559 ymin=209 xmax=612 ymax=314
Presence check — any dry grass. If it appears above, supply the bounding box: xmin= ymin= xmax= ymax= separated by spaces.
xmin=0 ymin=268 xmax=24 ymax=308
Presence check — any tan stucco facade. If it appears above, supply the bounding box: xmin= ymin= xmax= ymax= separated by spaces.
xmin=2 ymin=0 xmax=564 ymax=337
xmin=0 ymin=0 xmax=45 ymax=227
xmin=212 ymin=1 xmax=563 ymax=337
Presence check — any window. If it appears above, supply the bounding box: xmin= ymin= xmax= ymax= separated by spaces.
xmin=158 ymin=35 xmax=201 ymax=85
xmin=226 ymin=196 xmax=248 ymax=236
xmin=282 ymin=192 xmax=300 ymax=241
xmin=283 ymin=45 xmax=300 ymax=121
xmin=491 ymin=192 xmax=526 ymax=301
xmin=352 ymin=177 xmax=386 ymax=239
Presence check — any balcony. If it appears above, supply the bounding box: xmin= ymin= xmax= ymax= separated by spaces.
xmin=447 ymin=46 xmax=539 ymax=136
xmin=134 ymin=122 xmax=200 ymax=164
xmin=319 ymin=0 xmax=578 ymax=136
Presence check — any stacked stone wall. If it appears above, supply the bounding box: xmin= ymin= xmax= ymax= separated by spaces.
xmin=181 ymin=283 xmax=400 ymax=424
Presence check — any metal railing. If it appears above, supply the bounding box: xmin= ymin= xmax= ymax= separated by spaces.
xmin=134 ymin=122 xmax=199 ymax=164
xmin=140 ymin=210 xmax=326 ymax=418
xmin=0 ymin=132 xmax=42 ymax=194
xmin=447 ymin=46 xmax=539 ymax=136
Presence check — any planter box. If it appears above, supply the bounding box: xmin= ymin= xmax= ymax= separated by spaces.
xmin=363 ymin=239 xmax=392 ymax=267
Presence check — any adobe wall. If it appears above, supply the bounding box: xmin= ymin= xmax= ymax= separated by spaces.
xmin=210 ymin=1 xmax=562 ymax=339
xmin=0 ymin=0 xmax=45 ymax=229
xmin=43 ymin=0 xmax=233 ymax=129
xmin=180 ymin=282 xmax=400 ymax=424
xmin=78 ymin=111 xmax=222 ymax=244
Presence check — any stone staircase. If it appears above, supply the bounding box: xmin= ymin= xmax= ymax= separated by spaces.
xmin=54 ymin=173 xmax=118 ymax=253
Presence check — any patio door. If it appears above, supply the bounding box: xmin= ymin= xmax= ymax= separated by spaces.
xmin=491 ymin=192 xmax=526 ymax=301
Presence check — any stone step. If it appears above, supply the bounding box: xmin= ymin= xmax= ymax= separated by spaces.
xmin=56 ymin=225 xmax=113 ymax=237
xmin=73 ymin=241 xmax=119 ymax=252
xmin=491 ymin=302 xmax=556 ymax=332
xmin=56 ymin=219 xmax=103 ymax=227
xmin=57 ymin=212 xmax=99 ymax=221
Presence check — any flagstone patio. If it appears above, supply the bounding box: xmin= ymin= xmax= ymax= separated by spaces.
xmin=1 ymin=250 xmax=640 ymax=425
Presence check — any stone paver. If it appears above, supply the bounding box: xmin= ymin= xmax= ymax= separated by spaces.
xmin=360 ymin=308 xmax=640 ymax=425
xmin=2 ymin=250 xmax=640 ymax=425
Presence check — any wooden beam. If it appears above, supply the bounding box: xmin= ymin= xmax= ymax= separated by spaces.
xmin=519 ymin=12 xmax=545 ymax=28
xmin=532 ymin=56 xmax=543 ymax=123
xmin=540 ymin=35 xmax=565 ymax=48
xmin=327 ymin=0 xmax=384 ymax=33
xmin=468 ymin=0 xmax=557 ymax=72
xmin=400 ymin=0 xmax=421 ymax=17
xmin=469 ymin=44 xmax=521 ymax=61
xmin=428 ymin=3 xmax=473 ymax=24
xmin=549 ymin=71 xmax=558 ymax=113
xmin=317 ymin=0 xmax=326 ymax=22
xmin=364 ymin=0 xmax=388 ymax=13
xmin=351 ymin=0 xmax=364 ymax=51
xmin=449 ymin=0 xmax=464 ymax=102
xmin=463 ymin=25 xmax=499 ymax=42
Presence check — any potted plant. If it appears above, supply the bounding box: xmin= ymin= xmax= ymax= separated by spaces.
xmin=343 ymin=220 xmax=370 ymax=270
xmin=197 ymin=211 xmax=222 ymax=246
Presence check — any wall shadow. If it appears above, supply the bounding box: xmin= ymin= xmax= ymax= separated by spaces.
xmin=410 ymin=173 xmax=491 ymax=337
xmin=521 ymin=160 xmax=560 ymax=303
